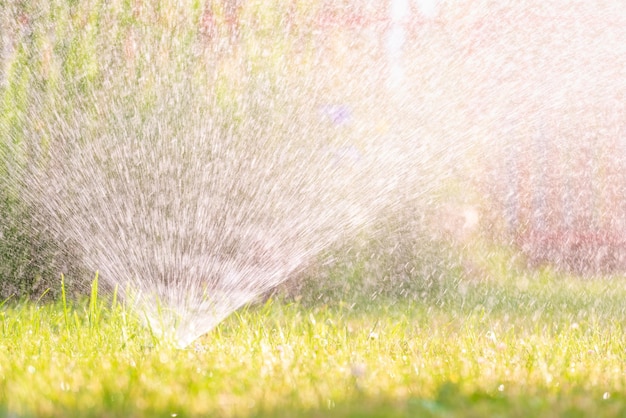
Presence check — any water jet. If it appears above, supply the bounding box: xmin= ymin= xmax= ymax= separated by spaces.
xmin=2 ymin=0 xmax=626 ymax=348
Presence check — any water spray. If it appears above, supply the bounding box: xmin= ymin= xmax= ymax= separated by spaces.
xmin=2 ymin=0 xmax=626 ymax=347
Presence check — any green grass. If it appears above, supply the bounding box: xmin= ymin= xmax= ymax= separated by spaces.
xmin=2 ymin=269 xmax=626 ymax=417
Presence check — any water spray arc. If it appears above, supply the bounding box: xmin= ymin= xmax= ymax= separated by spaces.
xmin=3 ymin=0 xmax=626 ymax=348
xmin=1 ymin=66 xmax=439 ymax=348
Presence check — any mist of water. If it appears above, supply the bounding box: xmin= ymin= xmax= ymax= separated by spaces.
xmin=2 ymin=0 xmax=626 ymax=347
xmin=6 ymin=82 xmax=441 ymax=347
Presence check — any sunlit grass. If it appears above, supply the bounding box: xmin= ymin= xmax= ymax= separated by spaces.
xmin=2 ymin=270 xmax=626 ymax=417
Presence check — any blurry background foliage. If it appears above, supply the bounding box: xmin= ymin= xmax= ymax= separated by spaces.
xmin=2 ymin=0 xmax=625 ymax=301
xmin=0 ymin=0 xmax=418 ymax=300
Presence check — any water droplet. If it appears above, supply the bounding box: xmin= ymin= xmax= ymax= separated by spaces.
xmin=351 ymin=363 xmax=366 ymax=378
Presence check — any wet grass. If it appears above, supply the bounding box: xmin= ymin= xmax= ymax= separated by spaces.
xmin=2 ymin=269 xmax=626 ymax=417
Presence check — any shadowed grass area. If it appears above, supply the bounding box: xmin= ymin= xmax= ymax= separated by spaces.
xmin=2 ymin=269 xmax=626 ymax=417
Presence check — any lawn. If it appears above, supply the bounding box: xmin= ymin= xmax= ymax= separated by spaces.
xmin=2 ymin=269 xmax=626 ymax=417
